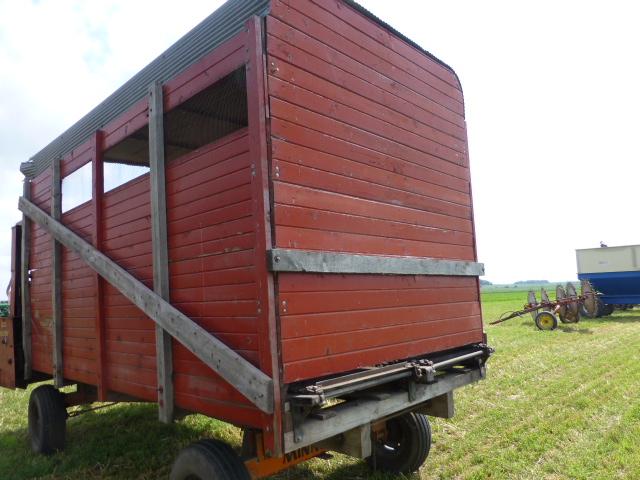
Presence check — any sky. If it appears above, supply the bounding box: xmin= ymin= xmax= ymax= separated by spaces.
xmin=0 ymin=0 xmax=639 ymax=298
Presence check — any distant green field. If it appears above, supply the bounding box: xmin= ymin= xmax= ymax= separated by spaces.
xmin=1 ymin=289 xmax=640 ymax=479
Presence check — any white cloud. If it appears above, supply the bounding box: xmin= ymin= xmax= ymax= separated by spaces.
xmin=0 ymin=0 xmax=223 ymax=299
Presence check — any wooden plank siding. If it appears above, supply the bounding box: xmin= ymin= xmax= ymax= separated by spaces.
xmin=165 ymin=128 xmax=263 ymax=426
xmin=267 ymin=0 xmax=484 ymax=382
xmin=60 ymin=203 xmax=98 ymax=385
xmin=29 ymin=170 xmax=53 ymax=377
xmin=101 ymin=174 xmax=156 ymax=401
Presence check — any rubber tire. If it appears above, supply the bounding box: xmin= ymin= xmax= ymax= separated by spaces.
xmin=602 ymin=303 xmax=614 ymax=317
xmin=28 ymin=385 xmax=67 ymax=454
xmin=580 ymin=304 xmax=596 ymax=319
xmin=535 ymin=311 xmax=558 ymax=331
xmin=368 ymin=412 xmax=431 ymax=475
xmin=170 ymin=439 xmax=251 ymax=480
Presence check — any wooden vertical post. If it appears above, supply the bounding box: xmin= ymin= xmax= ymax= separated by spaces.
xmin=51 ymin=158 xmax=63 ymax=387
xmin=148 ymin=81 xmax=174 ymax=423
xmin=92 ymin=131 xmax=107 ymax=400
xmin=246 ymin=17 xmax=282 ymax=456
xmin=21 ymin=178 xmax=32 ymax=380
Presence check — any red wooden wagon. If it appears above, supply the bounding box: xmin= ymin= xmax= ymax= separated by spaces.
xmin=0 ymin=0 xmax=491 ymax=477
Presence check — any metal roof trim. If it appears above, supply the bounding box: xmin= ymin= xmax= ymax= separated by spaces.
xmin=23 ymin=0 xmax=270 ymax=178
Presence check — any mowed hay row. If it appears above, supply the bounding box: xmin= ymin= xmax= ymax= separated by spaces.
xmin=2 ymin=290 xmax=640 ymax=479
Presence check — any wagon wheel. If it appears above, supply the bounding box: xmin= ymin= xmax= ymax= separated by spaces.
xmin=564 ymin=283 xmax=580 ymax=323
xmin=528 ymin=290 xmax=538 ymax=321
xmin=580 ymin=280 xmax=598 ymax=318
xmin=368 ymin=412 xmax=431 ymax=474
xmin=555 ymin=285 xmax=568 ymax=323
xmin=535 ymin=311 xmax=558 ymax=331
xmin=170 ymin=439 xmax=250 ymax=480
xmin=28 ymin=385 xmax=67 ymax=454
xmin=540 ymin=288 xmax=551 ymax=311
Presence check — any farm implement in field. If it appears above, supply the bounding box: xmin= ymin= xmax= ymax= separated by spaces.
xmin=490 ymin=281 xmax=598 ymax=330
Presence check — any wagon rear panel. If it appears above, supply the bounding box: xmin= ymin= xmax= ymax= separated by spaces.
xmin=266 ymin=0 xmax=483 ymax=382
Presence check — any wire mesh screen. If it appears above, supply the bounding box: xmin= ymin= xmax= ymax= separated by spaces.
xmin=100 ymin=66 xmax=247 ymax=191
xmin=102 ymin=66 xmax=247 ymax=167
xmin=164 ymin=66 xmax=248 ymax=162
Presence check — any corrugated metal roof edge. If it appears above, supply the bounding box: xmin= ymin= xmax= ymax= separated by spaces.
xmin=22 ymin=0 xmax=461 ymax=179
xmin=22 ymin=0 xmax=271 ymax=178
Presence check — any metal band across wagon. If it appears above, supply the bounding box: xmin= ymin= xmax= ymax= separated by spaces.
xmin=0 ymin=0 xmax=492 ymax=477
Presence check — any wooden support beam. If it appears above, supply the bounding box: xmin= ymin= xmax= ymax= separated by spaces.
xmin=20 ymin=178 xmax=32 ymax=380
xmin=51 ymin=158 xmax=63 ymax=387
xmin=92 ymin=131 xmax=108 ymax=400
xmin=268 ymin=249 xmax=485 ymax=276
xmin=18 ymin=197 xmax=274 ymax=414
xmin=148 ymin=81 xmax=174 ymax=424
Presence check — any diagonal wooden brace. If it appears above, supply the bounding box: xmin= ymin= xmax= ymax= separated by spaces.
xmin=18 ymin=197 xmax=274 ymax=414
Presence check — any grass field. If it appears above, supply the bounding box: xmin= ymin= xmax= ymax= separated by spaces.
xmin=2 ymin=288 xmax=640 ymax=479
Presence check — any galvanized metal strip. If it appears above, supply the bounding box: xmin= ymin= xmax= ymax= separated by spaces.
xmin=18 ymin=197 xmax=274 ymax=414
xmin=284 ymin=367 xmax=484 ymax=453
xmin=268 ymin=249 xmax=484 ymax=276
xmin=148 ymin=81 xmax=175 ymax=424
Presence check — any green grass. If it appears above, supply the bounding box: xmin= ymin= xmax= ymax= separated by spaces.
xmin=2 ymin=289 xmax=640 ymax=479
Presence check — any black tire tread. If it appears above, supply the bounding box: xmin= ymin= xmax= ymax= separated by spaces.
xmin=28 ymin=384 xmax=67 ymax=454
xmin=368 ymin=412 xmax=431 ymax=474
xmin=170 ymin=439 xmax=250 ymax=480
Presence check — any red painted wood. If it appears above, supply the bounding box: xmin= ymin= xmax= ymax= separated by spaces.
xmin=266 ymin=14 xmax=464 ymax=127
xmin=271 ymin=0 xmax=464 ymax=114
xmin=270 ymin=108 xmax=469 ymax=181
xmin=276 ymin=226 xmax=475 ymax=260
xmin=274 ymin=160 xmax=470 ymax=219
xmin=272 ymin=139 xmax=469 ymax=207
xmin=283 ymin=330 xmax=484 ymax=382
xmin=267 ymin=36 xmax=467 ymax=143
xmin=274 ymin=183 xmax=472 ymax=234
xmin=29 ymin=175 xmax=53 ymax=376
xmin=310 ymin=0 xmax=458 ymax=89
xmin=270 ymin=120 xmax=469 ymax=192
xmin=306 ymin=0 xmax=462 ymax=96
xmin=275 ymin=205 xmax=473 ymax=247
xmin=283 ymin=316 xmax=481 ymax=363
xmin=269 ymin=77 xmax=465 ymax=165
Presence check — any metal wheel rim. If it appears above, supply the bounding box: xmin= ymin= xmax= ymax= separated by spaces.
xmin=536 ymin=312 xmax=556 ymax=331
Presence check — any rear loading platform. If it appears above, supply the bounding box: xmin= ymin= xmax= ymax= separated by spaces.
xmin=2 ymin=0 xmax=491 ymax=477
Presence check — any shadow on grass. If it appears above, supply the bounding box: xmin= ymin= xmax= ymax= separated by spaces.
xmin=597 ymin=314 xmax=640 ymax=324
xmin=559 ymin=326 xmax=593 ymax=334
xmin=273 ymin=455 xmax=421 ymax=480
xmin=0 ymin=401 xmax=238 ymax=480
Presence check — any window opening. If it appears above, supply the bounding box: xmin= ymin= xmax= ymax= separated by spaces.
xmin=61 ymin=162 xmax=92 ymax=213
xmin=103 ymin=125 xmax=150 ymax=193
xmin=163 ymin=66 xmax=248 ymax=162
